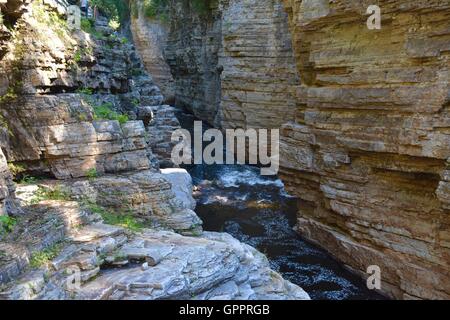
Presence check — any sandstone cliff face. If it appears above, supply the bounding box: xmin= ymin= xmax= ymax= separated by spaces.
xmin=280 ymin=0 xmax=450 ymax=299
xmin=130 ymin=1 xmax=175 ymax=103
xmin=162 ymin=0 xmax=298 ymax=129
xmin=218 ymin=0 xmax=299 ymax=130
xmin=165 ymin=0 xmax=223 ymax=126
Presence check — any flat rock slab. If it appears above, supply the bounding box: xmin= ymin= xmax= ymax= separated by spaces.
xmin=69 ymin=223 xmax=125 ymax=243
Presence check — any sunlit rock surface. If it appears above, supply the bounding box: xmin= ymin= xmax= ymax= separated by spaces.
xmin=0 ymin=0 xmax=309 ymax=300
xmin=280 ymin=0 xmax=450 ymax=299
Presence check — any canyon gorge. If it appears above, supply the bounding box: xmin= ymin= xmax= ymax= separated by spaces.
xmin=0 ymin=0 xmax=449 ymax=300
xmin=133 ymin=0 xmax=450 ymax=299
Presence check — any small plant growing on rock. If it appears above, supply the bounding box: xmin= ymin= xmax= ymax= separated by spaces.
xmin=29 ymin=243 xmax=63 ymax=269
xmin=19 ymin=175 xmax=39 ymax=185
xmin=81 ymin=17 xmax=94 ymax=33
xmin=132 ymin=98 xmax=140 ymax=107
xmin=93 ymin=103 xmax=129 ymax=125
xmin=192 ymin=0 xmax=209 ymax=14
xmin=108 ymin=19 xmax=120 ymax=30
xmin=86 ymin=168 xmax=98 ymax=180
xmin=0 ymin=215 xmax=17 ymax=235
xmin=30 ymin=186 xmax=71 ymax=204
xmin=131 ymin=68 xmax=143 ymax=77
xmin=7 ymin=163 xmax=26 ymax=179
xmin=76 ymin=87 xmax=94 ymax=95
xmin=82 ymin=200 xmax=144 ymax=232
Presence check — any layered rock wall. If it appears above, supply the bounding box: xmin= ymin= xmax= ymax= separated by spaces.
xmin=161 ymin=0 xmax=299 ymax=129
xmin=280 ymin=0 xmax=450 ymax=299
xmin=218 ymin=0 xmax=299 ymax=129
xmin=0 ymin=0 xmax=175 ymax=178
xmin=0 ymin=1 xmax=310 ymax=301
xmin=165 ymin=0 xmax=222 ymax=126
xmin=130 ymin=1 xmax=175 ymax=103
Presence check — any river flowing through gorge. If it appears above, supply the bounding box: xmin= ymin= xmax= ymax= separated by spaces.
xmin=175 ymin=110 xmax=385 ymax=300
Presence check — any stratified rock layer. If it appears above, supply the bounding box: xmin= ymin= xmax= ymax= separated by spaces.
xmin=280 ymin=0 xmax=450 ymax=299
xmin=218 ymin=0 xmax=299 ymax=130
xmin=163 ymin=0 xmax=299 ymax=129
xmin=165 ymin=0 xmax=223 ymax=126
xmin=0 ymin=0 xmax=310 ymax=300
xmin=130 ymin=1 xmax=175 ymax=103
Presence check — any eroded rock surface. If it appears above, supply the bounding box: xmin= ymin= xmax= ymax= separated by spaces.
xmin=0 ymin=215 xmax=309 ymax=300
xmin=165 ymin=0 xmax=223 ymax=126
xmin=0 ymin=1 xmax=179 ymax=175
xmin=0 ymin=0 xmax=309 ymax=300
xmin=280 ymin=0 xmax=450 ymax=299
xmin=130 ymin=0 xmax=175 ymax=103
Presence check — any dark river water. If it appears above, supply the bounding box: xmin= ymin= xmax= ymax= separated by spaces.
xmin=175 ymin=110 xmax=386 ymax=300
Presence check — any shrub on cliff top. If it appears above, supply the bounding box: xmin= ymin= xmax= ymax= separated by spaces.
xmin=91 ymin=0 xmax=130 ymax=27
xmin=143 ymin=0 xmax=168 ymax=19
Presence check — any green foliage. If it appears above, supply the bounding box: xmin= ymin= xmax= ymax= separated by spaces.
xmin=191 ymin=0 xmax=210 ymax=14
xmin=80 ymin=18 xmax=103 ymax=38
xmin=29 ymin=243 xmax=63 ymax=269
xmin=0 ymin=83 xmax=21 ymax=105
xmin=131 ymin=68 xmax=143 ymax=76
xmin=81 ymin=17 xmax=94 ymax=33
xmin=143 ymin=0 xmax=168 ymax=21
xmin=77 ymin=87 xmax=94 ymax=95
xmin=0 ymin=24 xmax=25 ymax=107
xmin=30 ymin=186 xmax=71 ymax=204
xmin=7 ymin=163 xmax=26 ymax=178
xmin=101 ymin=211 xmax=144 ymax=232
xmin=82 ymin=201 xmax=144 ymax=232
xmin=91 ymin=0 xmax=130 ymax=26
xmin=0 ymin=114 xmax=12 ymax=136
xmin=93 ymin=103 xmax=129 ymax=124
xmin=74 ymin=51 xmax=82 ymax=63
xmin=19 ymin=175 xmax=40 ymax=185
xmin=86 ymin=168 xmax=98 ymax=180
xmin=108 ymin=19 xmax=121 ymax=30
xmin=49 ymin=11 xmax=68 ymax=38
xmin=0 ymin=216 xmax=17 ymax=235
xmin=32 ymin=0 xmax=68 ymax=38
